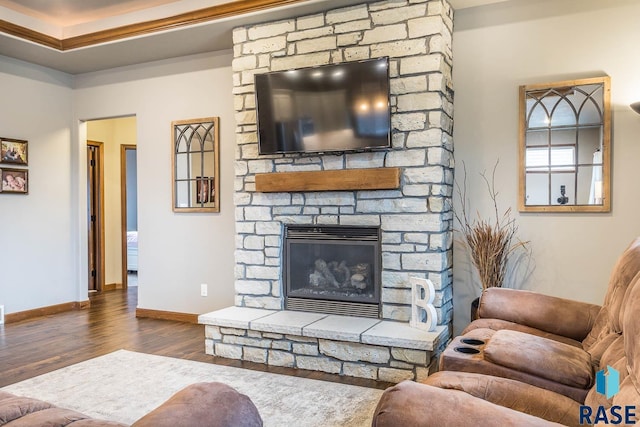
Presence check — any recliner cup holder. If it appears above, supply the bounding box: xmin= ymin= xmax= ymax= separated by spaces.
xmin=461 ymin=338 xmax=485 ymax=346
xmin=454 ymin=346 xmax=480 ymax=354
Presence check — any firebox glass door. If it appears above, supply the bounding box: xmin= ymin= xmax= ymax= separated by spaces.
xmin=286 ymin=240 xmax=379 ymax=304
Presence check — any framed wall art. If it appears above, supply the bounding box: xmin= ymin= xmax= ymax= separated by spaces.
xmin=519 ymin=76 xmax=610 ymax=212
xmin=1 ymin=138 xmax=28 ymax=165
xmin=171 ymin=117 xmax=220 ymax=212
xmin=1 ymin=168 xmax=28 ymax=194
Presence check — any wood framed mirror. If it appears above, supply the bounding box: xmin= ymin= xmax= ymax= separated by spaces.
xmin=519 ymin=76 xmax=611 ymax=212
xmin=171 ymin=117 xmax=220 ymax=212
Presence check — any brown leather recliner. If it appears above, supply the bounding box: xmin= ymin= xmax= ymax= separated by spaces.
xmin=438 ymin=237 xmax=640 ymax=402
xmin=0 ymin=382 xmax=263 ymax=427
xmin=371 ymin=270 xmax=640 ymax=427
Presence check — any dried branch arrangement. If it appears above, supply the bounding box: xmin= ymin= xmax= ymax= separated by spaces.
xmin=454 ymin=161 xmax=529 ymax=291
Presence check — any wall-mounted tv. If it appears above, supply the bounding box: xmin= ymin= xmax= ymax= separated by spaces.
xmin=255 ymin=57 xmax=391 ymax=155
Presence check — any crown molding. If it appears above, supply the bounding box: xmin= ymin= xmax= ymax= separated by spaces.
xmin=0 ymin=0 xmax=307 ymax=52
xmin=0 ymin=18 xmax=62 ymax=49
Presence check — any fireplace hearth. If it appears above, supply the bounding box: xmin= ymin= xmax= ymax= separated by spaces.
xmin=284 ymin=225 xmax=381 ymax=318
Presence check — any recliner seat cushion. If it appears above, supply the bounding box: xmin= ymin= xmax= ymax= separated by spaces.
xmin=438 ymin=330 xmax=589 ymax=401
xmin=424 ymin=371 xmax=581 ymax=426
xmin=372 ymin=380 xmax=565 ymax=427
xmin=484 ymin=330 xmax=593 ymax=389
xmin=465 ymin=318 xmax=584 ymax=347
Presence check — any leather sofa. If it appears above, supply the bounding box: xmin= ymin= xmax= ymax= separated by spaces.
xmin=438 ymin=237 xmax=640 ymax=402
xmin=0 ymin=381 xmax=263 ymax=427
xmin=464 ymin=236 xmax=640 ymax=345
xmin=372 ymin=269 xmax=640 ymax=426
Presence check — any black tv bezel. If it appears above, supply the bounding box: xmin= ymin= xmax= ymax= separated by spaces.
xmin=254 ymin=57 xmax=392 ymax=156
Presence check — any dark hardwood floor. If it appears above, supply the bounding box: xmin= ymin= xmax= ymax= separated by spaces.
xmin=0 ymin=288 xmax=391 ymax=390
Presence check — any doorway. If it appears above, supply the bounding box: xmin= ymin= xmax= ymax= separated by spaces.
xmin=86 ymin=117 xmax=138 ymax=293
xmin=121 ymin=145 xmax=138 ymax=288
xmin=87 ymin=140 xmax=104 ymax=292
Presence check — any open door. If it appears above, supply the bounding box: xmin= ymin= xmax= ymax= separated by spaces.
xmin=87 ymin=140 xmax=105 ymax=292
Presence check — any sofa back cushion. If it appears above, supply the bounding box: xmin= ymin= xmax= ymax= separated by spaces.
xmin=583 ymin=272 xmax=640 ymax=412
xmin=617 ymin=271 xmax=640 ymax=407
xmin=583 ymin=237 xmax=640 ymax=351
xmin=478 ymin=288 xmax=600 ymax=342
xmin=586 ymin=332 xmax=623 ymax=371
xmin=583 ymin=336 xmax=626 ymax=408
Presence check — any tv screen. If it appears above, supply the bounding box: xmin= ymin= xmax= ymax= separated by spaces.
xmin=255 ymin=57 xmax=391 ymax=155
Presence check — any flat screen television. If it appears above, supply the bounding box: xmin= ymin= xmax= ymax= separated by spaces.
xmin=255 ymin=57 xmax=391 ymax=155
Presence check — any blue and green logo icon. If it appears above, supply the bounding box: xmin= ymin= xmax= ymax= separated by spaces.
xmin=596 ymin=365 xmax=620 ymax=399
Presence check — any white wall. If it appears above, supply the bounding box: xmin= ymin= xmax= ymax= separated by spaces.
xmin=74 ymin=51 xmax=237 ymax=315
xmin=0 ymin=56 xmax=75 ymax=313
xmin=87 ymin=117 xmax=137 ymax=286
xmin=452 ymin=0 xmax=640 ymax=334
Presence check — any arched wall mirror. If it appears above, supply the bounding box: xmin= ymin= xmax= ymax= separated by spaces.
xmin=519 ymin=76 xmax=611 ymax=212
xmin=171 ymin=117 xmax=220 ymax=212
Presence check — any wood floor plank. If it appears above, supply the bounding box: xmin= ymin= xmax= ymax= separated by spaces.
xmin=0 ymin=289 xmax=391 ymax=390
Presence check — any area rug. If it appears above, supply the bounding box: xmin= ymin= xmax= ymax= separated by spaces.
xmin=1 ymin=350 xmax=383 ymax=426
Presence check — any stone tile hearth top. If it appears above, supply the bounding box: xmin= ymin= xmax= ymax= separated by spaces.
xmin=198 ymin=306 xmax=276 ymax=329
xmin=362 ymin=321 xmax=446 ymax=351
xmin=303 ymin=315 xmax=379 ymax=342
xmin=251 ymin=310 xmax=327 ymax=335
xmin=199 ymin=307 xmax=448 ymax=351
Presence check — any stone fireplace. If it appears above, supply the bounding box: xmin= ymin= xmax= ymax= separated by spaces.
xmin=284 ymin=225 xmax=381 ymax=318
xmin=199 ymin=0 xmax=455 ymax=383
xmin=231 ymin=0 xmax=454 ymax=325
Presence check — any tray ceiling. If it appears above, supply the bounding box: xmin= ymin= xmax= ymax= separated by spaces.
xmin=0 ymin=0 xmax=507 ymax=75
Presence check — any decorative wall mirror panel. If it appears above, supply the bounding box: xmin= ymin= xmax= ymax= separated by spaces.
xmin=519 ymin=76 xmax=611 ymax=212
xmin=172 ymin=117 xmax=220 ymax=212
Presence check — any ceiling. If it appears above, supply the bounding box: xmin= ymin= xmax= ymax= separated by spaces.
xmin=0 ymin=0 xmax=506 ymax=75
xmin=0 ymin=0 xmax=181 ymax=27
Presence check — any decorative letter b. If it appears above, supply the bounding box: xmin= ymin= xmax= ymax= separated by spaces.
xmin=410 ymin=277 xmax=437 ymax=332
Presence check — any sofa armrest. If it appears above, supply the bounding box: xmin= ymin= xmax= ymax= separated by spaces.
xmin=424 ymin=371 xmax=582 ymax=426
xmin=131 ymin=382 xmax=262 ymax=427
xmin=372 ymin=380 xmax=564 ymax=427
xmin=477 ymin=288 xmax=601 ymax=341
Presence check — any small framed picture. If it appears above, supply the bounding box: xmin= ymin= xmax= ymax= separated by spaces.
xmin=1 ymin=168 xmax=28 ymax=194
xmin=196 ymin=176 xmax=210 ymax=203
xmin=0 ymin=138 xmax=28 ymax=165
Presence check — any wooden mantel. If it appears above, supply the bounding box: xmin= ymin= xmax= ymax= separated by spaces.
xmin=255 ymin=167 xmax=401 ymax=193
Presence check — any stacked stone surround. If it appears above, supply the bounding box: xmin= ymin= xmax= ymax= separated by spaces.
xmin=232 ymin=0 xmax=454 ymax=327
xmin=220 ymin=0 xmax=455 ymax=380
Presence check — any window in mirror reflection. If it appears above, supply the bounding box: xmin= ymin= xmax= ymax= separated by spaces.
xmin=171 ymin=117 xmax=220 ymax=212
xmin=519 ymin=76 xmax=610 ymax=212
